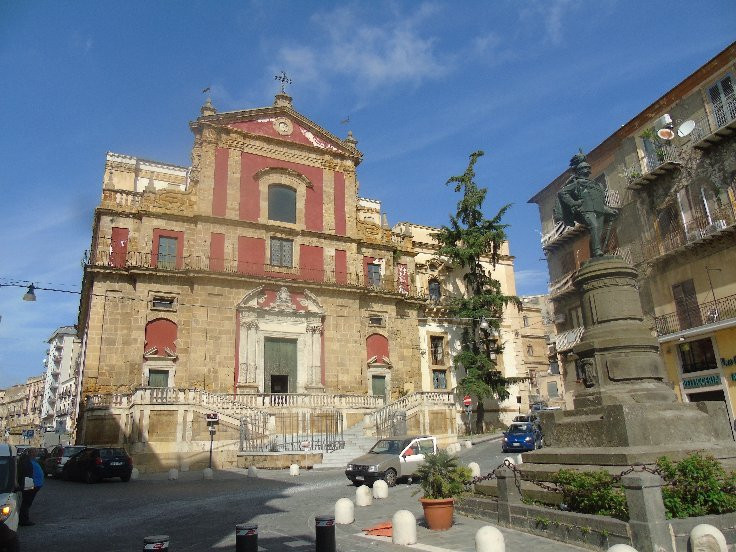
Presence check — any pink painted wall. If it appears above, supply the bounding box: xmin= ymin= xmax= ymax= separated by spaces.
xmin=213 ymin=148 xmax=229 ymax=217
xmin=239 ymin=152 xmax=323 ymax=232
xmin=228 ymin=119 xmax=344 ymax=151
xmin=335 ymin=249 xmax=347 ymax=285
xmin=110 ymin=227 xmax=129 ymax=268
xmin=366 ymin=333 xmax=389 ymax=361
xmin=334 ymin=172 xmax=346 ymax=236
xmin=300 ymin=245 xmax=324 ymax=282
xmin=258 ymin=289 xmax=308 ymax=312
xmin=145 ymin=318 xmax=177 ymax=355
xmin=151 ymin=229 xmax=184 ymax=269
xmin=238 ymin=236 xmax=265 ymax=276
xmin=210 ymin=233 xmax=225 ymax=271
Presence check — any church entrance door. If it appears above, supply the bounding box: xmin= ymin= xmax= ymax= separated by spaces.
xmin=264 ymin=338 xmax=297 ymax=393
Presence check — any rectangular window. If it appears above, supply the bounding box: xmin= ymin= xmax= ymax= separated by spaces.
xmin=367 ymin=263 xmax=381 ymax=287
xmin=151 ymin=297 xmax=176 ymax=311
xmin=432 ymin=369 xmax=447 ymax=390
xmin=157 ymin=236 xmax=178 ymax=270
xmin=110 ymin=227 xmax=129 ymax=268
xmin=678 ymin=338 xmax=717 ymax=375
xmin=148 ymin=370 xmax=169 ymax=388
xmin=549 ymin=361 xmax=560 ymax=375
xmin=547 ymin=381 xmax=559 ymax=398
xmin=270 ymin=238 xmax=293 ymax=267
xmin=368 ymin=316 xmax=384 ymax=327
xmin=430 ymin=336 xmax=444 ymax=365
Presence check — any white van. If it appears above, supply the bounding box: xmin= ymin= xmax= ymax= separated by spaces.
xmin=0 ymin=444 xmax=34 ymax=552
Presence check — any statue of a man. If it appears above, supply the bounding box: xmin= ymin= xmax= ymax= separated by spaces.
xmin=554 ymin=153 xmax=618 ymax=257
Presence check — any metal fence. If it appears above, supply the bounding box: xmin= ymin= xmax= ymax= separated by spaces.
xmin=375 ymin=409 xmax=407 ymax=439
xmin=239 ymin=410 xmax=344 ymax=453
xmin=654 ymin=293 xmax=736 ymax=336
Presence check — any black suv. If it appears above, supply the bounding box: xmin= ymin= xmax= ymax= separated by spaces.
xmin=61 ymin=447 xmax=133 ymax=483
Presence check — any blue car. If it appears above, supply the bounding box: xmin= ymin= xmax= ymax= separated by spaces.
xmin=501 ymin=422 xmax=543 ymax=453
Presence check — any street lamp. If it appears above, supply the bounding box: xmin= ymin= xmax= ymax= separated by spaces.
xmin=479 ymin=317 xmax=490 ymax=331
xmin=22 ymin=284 xmax=36 ymax=302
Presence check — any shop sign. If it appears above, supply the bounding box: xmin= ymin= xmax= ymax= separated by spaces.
xmin=682 ymin=374 xmax=721 ymax=390
xmin=721 ymin=355 xmax=736 ymax=367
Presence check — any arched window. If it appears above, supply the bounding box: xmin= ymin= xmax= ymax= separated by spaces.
xmin=428 ymin=280 xmax=441 ymax=302
xmin=366 ymin=333 xmax=390 ymax=362
xmin=268 ymin=184 xmax=296 ymax=224
xmin=144 ymin=318 xmax=177 ymax=356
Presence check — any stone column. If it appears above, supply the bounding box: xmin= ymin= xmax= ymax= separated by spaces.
xmin=621 ymin=472 xmax=674 ymax=552
xmin=305 ymin=324 xmax=324 ymax=392
xmin=238 ymin=319 xmax=260 ymax=393
xmin=495 ymin=466 xmax=522 ymax=525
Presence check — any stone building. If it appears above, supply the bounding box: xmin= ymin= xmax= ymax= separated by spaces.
xmin=75 ymin=92 xmax=524 ymax=468
xmin=0 ymin=376 xmax=44 ymax=444
xmin=41 ymin=326 xmax=81 ymax=436
xmin=529 ymin=42 xmax=736 ymax=428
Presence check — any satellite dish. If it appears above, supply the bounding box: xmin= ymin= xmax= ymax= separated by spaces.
xmin=654 ymin=114 xmax=673 ymax=130
xmin=677 ymin=120 xmax=696 ymax=138
xmin=657 ymin=127 xmax=675 ymax=140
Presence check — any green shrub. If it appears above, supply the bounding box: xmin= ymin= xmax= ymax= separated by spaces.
xmin=656 ymin=452 xmax=736 ymax=519
xmin=553 ymin=469 xmax=628 ymax=520
xmin=414 ymin=450 xmax=472 ymax=500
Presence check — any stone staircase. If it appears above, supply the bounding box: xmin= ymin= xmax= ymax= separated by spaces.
xmin=312 ymin=421 xmax=377 ymax=470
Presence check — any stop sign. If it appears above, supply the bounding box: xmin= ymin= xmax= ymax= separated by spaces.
xmin=463 ymin=395 xmax=472 ymax=406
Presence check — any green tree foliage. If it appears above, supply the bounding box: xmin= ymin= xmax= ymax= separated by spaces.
xmin=553 ymin=470 xmax=628 ymax=520
xmin=414 ymin=450 xmax=473 ymax=500
xmin=433 ymin=151 xmax=520 ymax=400
xmin=656 ymin=452 xmax=736 ymax=519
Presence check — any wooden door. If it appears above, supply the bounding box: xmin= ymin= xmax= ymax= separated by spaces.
xmin=264 ymin=338 xmax=297 ymax=393
xmin=672 ymin=280 xmax=702 ymax=331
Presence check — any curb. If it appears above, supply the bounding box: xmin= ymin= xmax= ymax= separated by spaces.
xmin=469 ymin=433 xmax=504 ymax=445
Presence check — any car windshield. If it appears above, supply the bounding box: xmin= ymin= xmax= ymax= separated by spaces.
xmin=508 ymin=424 xmax=532 ymax=434
xmin=63 ymin=446 xmax=86 ymax=458
xmin=0 ymin=458 xmax=11 ymax=493
xmin=369 ymin=439 xmax=404 ymax=454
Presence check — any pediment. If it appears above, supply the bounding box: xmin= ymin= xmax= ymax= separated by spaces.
xmin=237 ymin=286 xmax=325 ymax=315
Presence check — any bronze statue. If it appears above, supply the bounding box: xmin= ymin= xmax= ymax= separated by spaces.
xmin=553 ymin=151 xmax=618 ymax=257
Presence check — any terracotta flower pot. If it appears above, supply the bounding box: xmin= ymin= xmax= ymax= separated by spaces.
xmin=420 ymin=497 xmax=455 ymax=531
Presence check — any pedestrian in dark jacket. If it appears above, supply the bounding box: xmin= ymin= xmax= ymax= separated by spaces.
xmin=19 ymin=449 xmax=44 ymax=526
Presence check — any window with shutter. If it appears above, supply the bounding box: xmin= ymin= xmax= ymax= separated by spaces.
xmin=708 ymin=75 xmax=736 ymax=128
xmin=270 ymin=238 xmax=293 ymax=267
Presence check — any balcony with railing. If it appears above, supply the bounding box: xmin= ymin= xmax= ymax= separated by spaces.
xmin=625 ymin=142 xmax=680 ymax=190
xmin=85 ymin=248 xmax=417 ymax=296
xmin=690 ymin=91 xmax=736 ymax=148
xmin=654 ymin=293 xmax=736 ymax=337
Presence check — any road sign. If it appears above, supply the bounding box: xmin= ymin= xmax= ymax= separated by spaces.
xmin=464 ymin=404 xmax=472 ymax=414
xmin=22 ymin=429 xmax=34 ymax=439
xmin=463 ymin=395 xmax=472 ymax=407
xmin=206 ymin=413 xmax=219 ymax=425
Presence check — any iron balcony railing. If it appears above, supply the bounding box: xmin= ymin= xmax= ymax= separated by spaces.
xmin=654 ymin=293 xmax=736 ymax=336
xmin=86 ymin=248 xmax=416 ymax=296
xmin=690 ymin=90 xmax=736 ymax=143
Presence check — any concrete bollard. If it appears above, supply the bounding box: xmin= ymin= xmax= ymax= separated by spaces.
xmin=203 ymin=467 xmax=213 ymax=480
xmin=514 ymin=453 xmax=523 ymax=465
xmin=689 ymin=524 xmax=727 ymax=552
xmin=463 ymin=440 xmax=473 ymax=449
xmin=247 ymin=465 xmax=259 ymax=478
xmin=143 ymin=535 xmax=170 ymax=550
xmin=468 ymin=462 xmax=481 ymax=478
xmin=503 ymin=456 xmax=516 ymax=465
xmin=607 ymin=545 xmax=639 ymax=552
xmin=179 ymin=461 xmax=190 ymax=472
xmin=235 ymin=523 xmax=258 ymax=552
xmin=392 ymin=510 xmax=417 ymax=545
xmin=372 ymin=479 xmax=388 ymax=499
xmin=130 ymin=467 xmax=140 ymax=481
xmin=167 ymin=468 xmax=178 ymax=481
xmin=475 ymin=526 xmax=504 ymax=552
xmin=334 ymin=498 xmax=354 ymax=525
xmin=289 ymin=463 xmax=300 ymax=476
xmin=355 ymin=484 xmax=373 ymax=506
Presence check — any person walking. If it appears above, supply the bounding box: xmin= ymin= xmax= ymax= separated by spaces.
xmin=19 ymin=449 xmax=44 ymax=526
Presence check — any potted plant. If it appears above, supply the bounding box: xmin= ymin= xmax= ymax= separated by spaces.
xmin=414 ymin=450 xmax=472 ymax=530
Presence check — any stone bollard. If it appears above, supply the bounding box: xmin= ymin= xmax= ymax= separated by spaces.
xmin=392 ymin=510 xmax=417 ymax=545
xmin=289 ymin=464 xmax=300 ymax=476
xmin=503 ymin=456 xmax=516 ymax=465
xmin=168 ymin=468 xmax=178 ymax=481
xmin=468 ymin=462 xmax=481 ymax=478
xmin=334 ymin=498 xmax=354 ymax=525
xmin=496 ymin=466 xmax=522 ymax=525
xmin=689 ymin=524 xmax=727 ymax=552
xmin=130 ymin=467 xmax=140 ymax=481
xmin=247 ymin=466 xmax=259 ymax=478
xmin=372 ymin=479 xmax=388 ymax=499
xmin=621 ymin=473 xmax=674 ymax=552
xmin=355 ymin=484 xmax=373 ymax=506
xmin=143 ymin=535 xmax=169 ymax=550
xmin=475 ymin=526 xmax=504 ymax=552
xmin=203 ymin=467 xmax=213 ymax=480
xmin=606 ymin=545 xmax=638 ymax=552
xmin=463 ymin=440 xmax=473 ymax=449
xmin=179 ymin=461 xmax=190 ymax=472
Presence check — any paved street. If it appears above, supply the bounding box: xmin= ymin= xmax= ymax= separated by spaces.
xmin=21 ymin=439 xmax=585 ymax=552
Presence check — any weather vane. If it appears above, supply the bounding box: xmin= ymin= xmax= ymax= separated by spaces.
xmin=340 ymin=116 xmax=350 ymax=125
xmin=274 ymin=71 xmax=292 ymax=93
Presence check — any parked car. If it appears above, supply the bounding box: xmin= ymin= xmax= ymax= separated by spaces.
xmin=61 ymin=447 xmax=133 ymax=483
xmin=502 ymin=422 xmax=543 ymax=453
xmin=345 ymin=435 xmax=437 ymax=487
xmin=14 ymin=447 xmax=48 ymax=464
xmin=43 ymin=445 xmax=87 ymax=477
xmin=512 ymin=413 xmax=541 ymax=427
xmin=0 ymin=444 xmax=35 ymax=552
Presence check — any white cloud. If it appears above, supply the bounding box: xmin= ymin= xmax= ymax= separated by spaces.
xmin=520 ymin=0 xmax=579 ymax=46
xmin=514 ymin=269 xmax=549 ymax=292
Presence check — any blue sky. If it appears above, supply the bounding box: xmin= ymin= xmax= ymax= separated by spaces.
xmin=0 ymin=0 xmax=733 ymax=388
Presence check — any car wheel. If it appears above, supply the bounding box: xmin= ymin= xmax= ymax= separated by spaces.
xmin=383 ymin=468 xmax=398 ymax=487
xmin=5 ymin=535 xmax=19 ymax=552
xmin=120 ymin=473 xmax=131 ymax=482
xmin=84 ymin=470 xmax=99 ymax=484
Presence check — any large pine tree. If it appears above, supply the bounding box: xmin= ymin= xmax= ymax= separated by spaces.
xmin=433 ymin=151 xmax=520 ymax=402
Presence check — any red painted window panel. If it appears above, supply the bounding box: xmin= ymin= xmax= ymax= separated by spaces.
xmin=238 ymin=236 xmax=265 ymax=276
xmin=151 ymin=229 xmax=184 ymax=269
xmin=397 ymin=263 xmax=409 ymax=295
xmin=144 ymin=318 xmax=177 ymax=356
xmin=210 ymin=233 xmax=225 ymax=272
xmin=213 ymin=147 xmax=229 ymax=217
xmin=366 ymin=333 xmax=390 ymax=362
xmin=300 ymin=245 xmax=324 ymax=282
xmin=335 ymin=249 xmax=347 ymax=285
xmin=110 ymin=227 xmax=129 ymax=268
xmin=334 ymin=172 xmax=346 ymax=236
